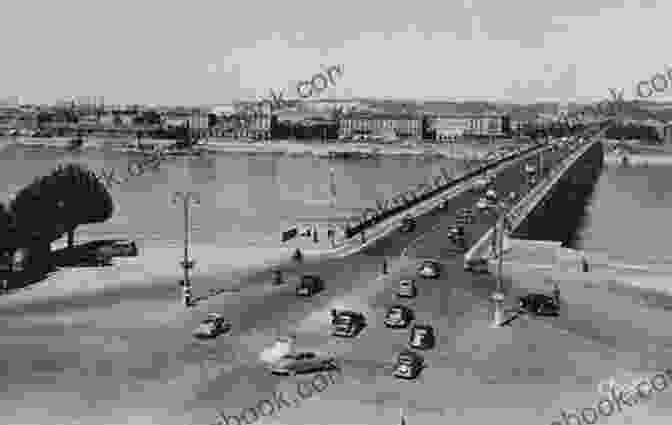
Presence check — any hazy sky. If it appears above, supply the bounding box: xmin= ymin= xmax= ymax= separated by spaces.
xmin=2 ymin=0 xmax=670 ymax=106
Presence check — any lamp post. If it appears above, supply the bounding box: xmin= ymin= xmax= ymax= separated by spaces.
xmin=172 ymin=191 xmax=200 ymax=307
xmin=491 ymin=201 xmax=510 ymax=328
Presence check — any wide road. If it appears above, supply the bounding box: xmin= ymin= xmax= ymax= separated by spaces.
xmin=1 ymin=142 xmax=630 ymax=425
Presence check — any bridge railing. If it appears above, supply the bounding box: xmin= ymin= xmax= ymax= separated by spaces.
xmin=463 ymin=139 xmax=598 ymax=270
xmin=343 ymin=143 xmax=548 ymax=239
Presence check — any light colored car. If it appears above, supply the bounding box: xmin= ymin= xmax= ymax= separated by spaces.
xmin=476 ymin=198 xmax=489 ymax=210
xmin=417 ymin=261 xmax=440 ymax=279
xmin=269 ymin=352 xmax=338 ymax=376
xmin=192 ymin=313 xmax=232 ymax=339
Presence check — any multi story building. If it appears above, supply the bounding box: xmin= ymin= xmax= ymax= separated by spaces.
xmin=338 ymin=112 xmax=422 ymax=139
xmin=429 ymin=112 xmax=510 ymax=140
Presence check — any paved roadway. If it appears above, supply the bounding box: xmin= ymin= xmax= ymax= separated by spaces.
xmin=5 ymin=141 xmax=659 ymax=425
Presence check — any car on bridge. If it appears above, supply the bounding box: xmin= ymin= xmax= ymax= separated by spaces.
xmin=192 ymin=313 xmax=232 ymax=339
xmin=417 ymin=260 xmax=441 ymax=278
xmin=456 ymin=208 xmax=475 ymax=224
xmin=269 ymin=351 xmax=339 ymax=376
xmin=384 ymin=305 xmax=415 ymax=328
xmin=397 ymin=279 xmax=418 ymax=298
xmin=331 ymin=309 xmax=367 ymax=337
xmin=393 ymin=350 xmax=424 ymax=379
xmin=447 ymin=224 xmax=466 ymax=243
xmin=472 ymin=177 xmax=491 ymax=192
xmin=400 ymin=215 xmax=416 ymax=233
xmin=476 ymin=197 xmax=490 ymax=211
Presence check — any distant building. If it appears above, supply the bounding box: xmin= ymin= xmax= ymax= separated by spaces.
xmin=428 ymin=113 xmax=510 ymax=140
xmin=338 ymin=112 xmax=422 ymax=140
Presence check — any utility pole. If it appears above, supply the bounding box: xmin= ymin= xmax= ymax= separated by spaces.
xmin=172 ymin=191 xmax=200 ymax=307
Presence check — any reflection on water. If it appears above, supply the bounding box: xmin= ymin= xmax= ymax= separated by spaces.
xmin=578 ymin=162 xmax=672 ymax=264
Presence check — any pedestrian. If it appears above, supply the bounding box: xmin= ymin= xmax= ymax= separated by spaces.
xmin=552 ymin=282 xmax=561 ymax=305
xmin=327 ymin=228 xmax=335 ymax=248
xmin=382 ymin=257 xmax=388 ymax=275
xmin=292 ymin=248 xmax=303 ymax=263
xmin=581 ymin=255 xmax=589 ymax=272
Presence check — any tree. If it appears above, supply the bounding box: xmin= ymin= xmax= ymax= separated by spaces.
xmin=9 ymin=163 xmax=114 ymax=248
xmin=0 ymin=202 xmax=14 ymax=252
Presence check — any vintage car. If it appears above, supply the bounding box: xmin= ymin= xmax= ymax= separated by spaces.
xmin=331 ymin=310 xmax=366 ymax=337
xmin=384 ymin=305 xmax=415 ymax=328
xmin=393 ymin=350 xmax=424 ymax=379
xmin=192 ymin=313 xmax=232 ymax=339
xmin=400 ymin=216 xmax=416 ymax=233
xmin=448 ymin=224 xmax=466 ymax=242
xmin=417 ymin=260 xmax=441 ymax=279
xmin=397 ymin=279 xmax=418 ymax=298
xmin=296 ymin=274 xmax=324 ymax=296
xmin=456 ymin=208 xmax=475 ymax=224
xmin=517 ymin=293 xmax=560 ymax=316
xmin=409 ymin=324 xmax=436 ymax=350
xmin=269 ymin=351 xmax=338 ymax=376
xmin=485 ymin=189 xmax=498 ymax=203
xmin=476 ymin=198 xmax=490 ymax=211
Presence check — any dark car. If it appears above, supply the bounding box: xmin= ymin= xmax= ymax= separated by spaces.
xmin=192 ymin=313 xmax=232 ymax=339
xmin=456 ymin=208 xmax=474 ymax=224
xmin=417 ymin=260 xmax=441 ymax=279
xmin=331 ymin=310 xmax=366 ymax=337
xmin=447 ymin=224 xmax=466 ymax=242
xmin=517 ymin=293 xmax=559 ymax=316
xmin=400 ymin=216 xmax=416 ymax=233
xmin=393 ymin=350 xmax=424 ymax=379
xmin=296 ymin=274 xmax=324 ymax=296
xmin=409 ymin=324 xmax=435 ymax=350
xmin=384 ymin=305 xmax=414 ymax=328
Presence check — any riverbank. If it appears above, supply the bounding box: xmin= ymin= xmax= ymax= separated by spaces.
xmin=0 ymin=136 xmax=507 ymax=159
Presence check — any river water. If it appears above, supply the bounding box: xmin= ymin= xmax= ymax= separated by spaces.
xmin=0 ymin=142 xmax=467 ymax=264
xmin=0 ymin=142 xmax=666 ymax=270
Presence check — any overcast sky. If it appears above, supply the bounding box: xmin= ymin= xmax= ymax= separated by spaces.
xmin=2 ymin=0 xmax=669 ymax=106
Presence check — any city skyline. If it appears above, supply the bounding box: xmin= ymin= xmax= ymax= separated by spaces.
xmin=1 ymin=0 xmax=668 ymax=106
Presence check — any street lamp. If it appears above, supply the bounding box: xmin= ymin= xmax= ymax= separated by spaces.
xmin=172 ymin=191 xmax=200 ymax=307
xmin=490 ymin=200 xmax=511 ymax=328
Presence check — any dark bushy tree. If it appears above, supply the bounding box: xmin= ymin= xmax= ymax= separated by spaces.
xmin=10 ymin=163 xmax=114 ymax=248
xmin=0 ymin=202 xmax=14 ymax=252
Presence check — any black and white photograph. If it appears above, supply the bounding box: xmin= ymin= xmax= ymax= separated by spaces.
xmin=1 ymin=1 xmax=672 ymax=424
